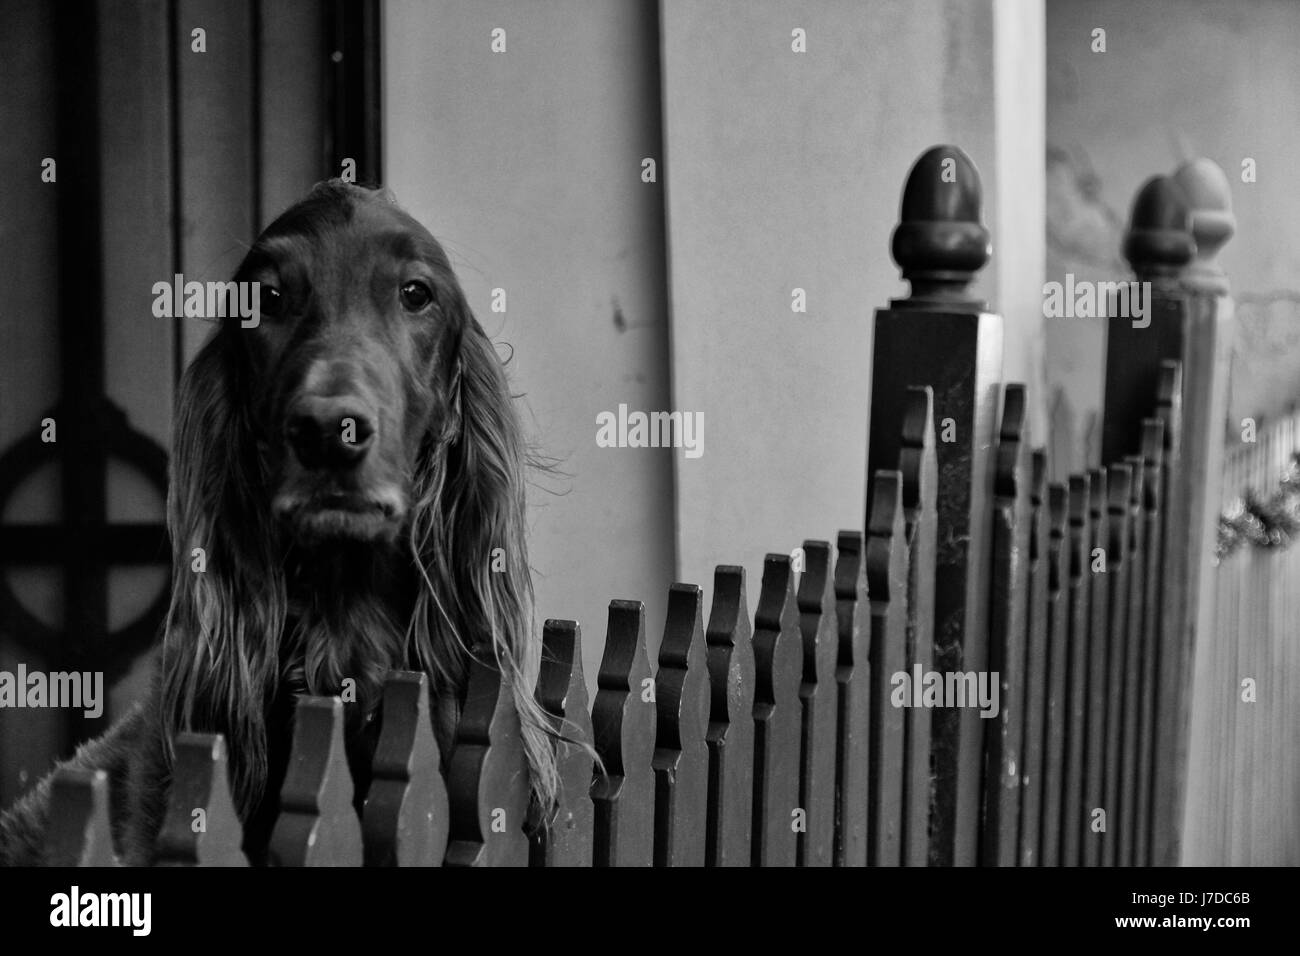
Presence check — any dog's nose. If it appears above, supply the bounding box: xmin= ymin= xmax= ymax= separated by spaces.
xmin=286 ymin=397 xmax=376 ymax=470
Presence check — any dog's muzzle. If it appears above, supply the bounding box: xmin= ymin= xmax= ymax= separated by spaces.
xmin=273 ymin=393 xmax=406 ymax=541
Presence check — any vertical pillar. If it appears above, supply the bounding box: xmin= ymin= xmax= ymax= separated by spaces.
xmin=1101 ymin=160 xmax=1234 ymax=866
xmin=1171 ymin=159 xmax=1235 ymax=869
xmin=867 ymin=145 xmax=1003 ymax=866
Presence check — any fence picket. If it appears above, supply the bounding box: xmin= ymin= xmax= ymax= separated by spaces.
xmin=1152 ymin=361 xmax=1186 ymax=866
xmin=1135 ymin=420 xmax=1165 ymax=866
xmin=1019 ymin=451 xmax=1051 ymax=866
xmin=866 ymin=470 xmax=908 ymax=866
xmin=1062 ymin=473 xmax=1092 ymax=866
xmin=1102 ymin=463 xmax=1134 ymax=867
xmin=898 ymin=386 xmax=936 ymax=867
xmin=703 ymin=566 xmax=755 ymax=867
xmin=444 ymin=650 xmax=531 ymax=867
xmin=268 ymin=696 xmax=363 ymax=867
xmin=750 ymin=554 xmax=803 ymax=867
xmin=531 ymin=620 xmax=595 ymax=867
xmin=590 ymin=601 xmax=656 ymax=866
xmin=362 ymin=671 xmax=448 ymax=867
xmin=795 ymin=540 xmax=839 ymax=867
xmin=832 ymin=531 xmax=870 ymax=867
xmin=1120 ymin=453 xmax=1148 ymax=866
xmin=984 ymin=385 xmax=1032 ymax=866
xmin=1084 ymin=467 xmax=1109 ymax=866
xmin=653 ymin=584 xmax=710 ymax=866
xmin=1039 ymin=483 xmax=1070 ymax=865
xmin=156 ymin=732 xmax=247 ymax=866
xmin=45 ymin=768 xmax=117 ymax=867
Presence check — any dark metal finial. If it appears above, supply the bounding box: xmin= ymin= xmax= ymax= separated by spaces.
xmin=1122 ymin=175 xmax=1194 ymax=282
xmin=890 ymin=145 xmax=991 ymax=310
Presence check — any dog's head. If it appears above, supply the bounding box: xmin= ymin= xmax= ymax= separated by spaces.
xmin=231 ymin=182 xmax=466 ymax=544
xmin=160 ymin=181 xmax=555 ymax=821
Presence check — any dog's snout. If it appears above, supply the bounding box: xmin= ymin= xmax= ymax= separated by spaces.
xmin=286 ymin=396 xmax=376 ymax=470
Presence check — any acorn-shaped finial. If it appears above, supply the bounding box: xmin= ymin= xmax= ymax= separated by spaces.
xmin=1122 ymin=175 xmax=1194 ymax=281
xmin=1171 ymin=158 xmax=1234 ymax=294
xmin=890 ymin=145 xmax=991 ymax=309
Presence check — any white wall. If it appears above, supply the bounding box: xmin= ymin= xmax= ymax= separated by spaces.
xmin=385 ymin=0 xmax=676 ymax=685
xmin=995 ymin=0 xmax=1047 ymax=424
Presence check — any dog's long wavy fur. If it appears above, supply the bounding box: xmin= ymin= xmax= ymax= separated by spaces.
xmin=0 ymin=181 xmax=558 ymax=865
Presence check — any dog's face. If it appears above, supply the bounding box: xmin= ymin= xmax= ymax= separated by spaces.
xmin=232 ymin=185 xmax=465 ymax=544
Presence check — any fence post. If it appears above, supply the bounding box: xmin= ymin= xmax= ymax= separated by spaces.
xmin=1101 ymin=161 xmax=1234 ymax=865
xmin=867 ymin=145 xmax=1003 ymax=866
xmin=1169 ymin=159 xmax=1235 ymax=869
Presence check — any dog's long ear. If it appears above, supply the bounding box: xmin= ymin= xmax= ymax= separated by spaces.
xmin=407 ymin=308 xmax=558 ymax=813
xmin=159 ymin=327 xmax=287 ymax=815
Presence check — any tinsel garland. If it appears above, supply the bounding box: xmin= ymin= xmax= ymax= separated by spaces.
xmin=1216 ymin=452 xmax=1300 ymax=559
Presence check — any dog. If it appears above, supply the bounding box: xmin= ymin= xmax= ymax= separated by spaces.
xmin=0 ymin=181 xmax=556 ymax=865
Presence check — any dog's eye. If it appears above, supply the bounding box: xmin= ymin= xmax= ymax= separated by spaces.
xmin=258 ymin=285 xmax=284 ymax=318
xmin=399 ymin=281 xmax=434 ymax=312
